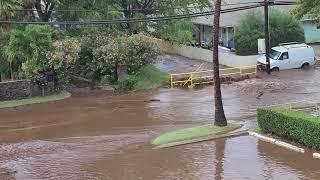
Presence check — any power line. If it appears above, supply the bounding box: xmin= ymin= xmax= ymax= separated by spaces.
xmin=16 ymin=1 xmax=267 ymax=13
xmin=0 ymin=2 xmax=295 ymax=25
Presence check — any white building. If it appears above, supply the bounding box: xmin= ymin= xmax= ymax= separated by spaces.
xmin=192 ymin=0 xmax=301 ymax=48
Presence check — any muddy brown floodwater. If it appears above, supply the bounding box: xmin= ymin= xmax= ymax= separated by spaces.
xmin=2 ymin=65 xmax=320 ymax=179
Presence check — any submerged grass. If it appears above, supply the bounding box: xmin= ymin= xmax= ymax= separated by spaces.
xmin=249 ymin=126 xmax=261 ymax=133
xmin=135 ymin=65 xmax=169 ymax=90
xmin=0 ymin=91 xmax=71 ymax=109
xmin=152 ymin=123 xmax=241 ymax=146
xmin=118 ymin=65 xmax=170 ymax=91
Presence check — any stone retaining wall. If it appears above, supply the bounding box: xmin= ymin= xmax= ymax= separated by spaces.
xmin=0 ymin=80 xmax=55 ymax=101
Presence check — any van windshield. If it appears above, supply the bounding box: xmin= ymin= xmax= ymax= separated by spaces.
xmin=270 ymin=49 xmax=281 ymax=60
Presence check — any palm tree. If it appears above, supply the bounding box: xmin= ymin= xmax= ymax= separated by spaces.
xmin=0 ymin=0 xmax=21 ymax=32
xmin=212 ymin=0 xmax=227 ymax=127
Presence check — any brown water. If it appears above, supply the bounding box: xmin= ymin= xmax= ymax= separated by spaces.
xmin=1 ymin=67 xmax=320 ymax=179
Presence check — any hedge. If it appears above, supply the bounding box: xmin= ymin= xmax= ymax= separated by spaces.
xmin=257 ymin=108 xmax=320 ymax=150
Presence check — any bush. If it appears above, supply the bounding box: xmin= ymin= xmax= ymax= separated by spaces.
xmin=47 ymin=38 xmax=81 ymax=90
xmin=234 ymin=11 xmax=305 ymax=56
xmin=118 ymin=75 xmax=138 ymax=91
xmin=90 ymin=33 xmax=158 ymax=82
xmin=0 ymin=33 xmax=9 ymax=80
xmin=257 ymin=108 xmax=320 ymax=150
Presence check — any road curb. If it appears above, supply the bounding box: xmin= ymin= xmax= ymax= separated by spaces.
xmin=248 ymin=132 xmax=305 ymax=153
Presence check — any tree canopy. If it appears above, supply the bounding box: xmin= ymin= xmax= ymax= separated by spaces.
xmin=294 ymin=0 xmax=320 ymax=21
xmin=0 ymin=0 xmax=21 ymax=32
xmin=234 ymin=10 xmax=305 ymax=56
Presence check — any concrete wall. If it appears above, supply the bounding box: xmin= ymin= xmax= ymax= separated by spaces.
xmin=157 ymin=39 xmax=258 ymax=67
xmin=0 ymin=80 xmax=55 ymax=101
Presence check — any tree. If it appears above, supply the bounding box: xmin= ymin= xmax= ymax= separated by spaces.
xmin=212 ymin=0 xmax=227 ymax=127
xmin=53 ymin=0 xmax=210 ymax=34
xmin=234 ymin=11 xmax=305 ymax=56
xmin=92 ymin=33 xmax=157 ymax=82
xmin=154 ymin=19 xmax=196 ymax=45
xmin=115 ymin=0 xmax=210 ymax=33
xmin=5 ymin=25 xmax=53 ymax=79
xmin=34 ymin=0 xmax=55 ymax=22
xmin=47 ymin=38 xmax=81 ymax=90
xmin=0 ymin=0 xmax=21 ymax=32
xmin=294 ymin=0 xmax=320 ymax=21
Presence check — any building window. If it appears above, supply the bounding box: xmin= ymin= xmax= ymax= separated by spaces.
xmin=222 ymin=28 xmax=226 ymax=33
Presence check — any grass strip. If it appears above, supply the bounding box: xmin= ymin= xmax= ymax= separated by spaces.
xmin=152 ymin=123 xmax=241 ymax=147
xmin=0 ymin=91 xmax=71 ymax=109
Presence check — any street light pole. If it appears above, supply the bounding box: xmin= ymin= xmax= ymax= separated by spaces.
xmin=264 ymin=0 xmax=271 ymax=74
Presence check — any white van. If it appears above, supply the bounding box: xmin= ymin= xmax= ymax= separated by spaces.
xmin=257 ymin=43 xmax=316 ymax=71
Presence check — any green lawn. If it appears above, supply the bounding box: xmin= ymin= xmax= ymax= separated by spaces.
xmin=0 ymin=91 xmax=71 ymax=109
xmin=152 ymin=123 xmax=241 ymax=146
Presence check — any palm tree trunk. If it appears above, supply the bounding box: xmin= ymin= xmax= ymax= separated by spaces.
xmin=214 ymin=139 xmax=226 ymax=180
xmin=213 ymin=0 xmax=227 ymax=127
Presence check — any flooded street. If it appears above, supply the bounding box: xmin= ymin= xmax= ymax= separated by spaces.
xmin=2 ymin=65 xmax=320 ymax=179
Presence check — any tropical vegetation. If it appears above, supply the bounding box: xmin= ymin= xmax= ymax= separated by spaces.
xmin=0 ymin=0 xmax=211 ymax=88
xmin=234 ymin=11 xmax=305 ymax=56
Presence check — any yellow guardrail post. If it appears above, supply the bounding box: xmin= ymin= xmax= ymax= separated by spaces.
xmin=190 ymin=73 xmax=193 ymax=88
xmin=170 ymin=74 xmax=173 ymax=88
xmin=255 ymin=65 xmax=258 ymax=75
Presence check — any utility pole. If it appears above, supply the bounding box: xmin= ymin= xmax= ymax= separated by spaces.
xmin=264 ymin=0 xmax=271 ymax=74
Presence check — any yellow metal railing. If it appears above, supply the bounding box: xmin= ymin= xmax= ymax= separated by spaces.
xmin=170 ymin=65 xmax=257 ymax=88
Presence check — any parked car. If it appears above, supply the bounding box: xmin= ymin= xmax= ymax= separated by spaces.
xmin=257 ymin=43 xmax=316 ymax=71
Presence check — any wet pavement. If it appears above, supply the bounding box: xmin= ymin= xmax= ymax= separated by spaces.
xmin=2 ymin=63 xmax=320 ymax=179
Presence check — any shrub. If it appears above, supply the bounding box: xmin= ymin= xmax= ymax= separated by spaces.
xmin=47 ymin=38 xmax=81 ymax=90
xmin=118 ymin=75 xmax=138 ymax=91
xmin=92 ymin=33 xmax=158 ymax=82
xmin=257 ymin=108 xmax=320 ymax=150
xmin=234 ymin=11 xmax=305 ymax=56
xmin=0 ymin=33 xmax=9 ymax=80
xmin=126 ymin=34 xmax=158 ymax=74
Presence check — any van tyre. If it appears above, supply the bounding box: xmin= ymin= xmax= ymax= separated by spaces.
xmin=301 ymin=63 xmax=310 ymax=70
xmin=271 ymin=67 xmax=280 ymax=72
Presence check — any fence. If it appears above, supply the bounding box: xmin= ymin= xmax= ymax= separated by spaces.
xmin=170 ymin=65 xmax=257 ymax=88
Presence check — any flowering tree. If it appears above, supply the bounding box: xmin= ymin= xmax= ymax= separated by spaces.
xmin=93 ymin=33 xmax=157 ymax=82
xmin=47 ymin=38 xmax=81 ymax=89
